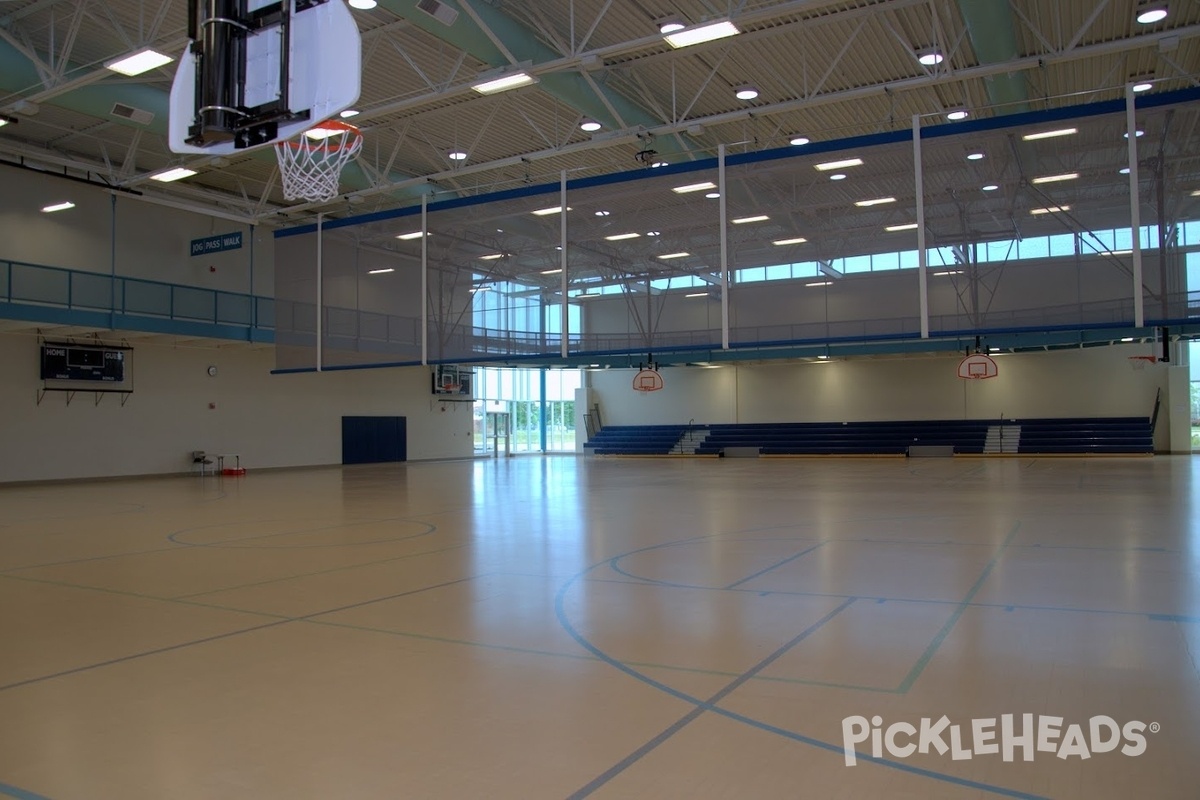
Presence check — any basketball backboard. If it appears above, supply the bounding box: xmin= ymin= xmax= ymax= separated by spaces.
xmin=168 ymin=0 xmax=361 ymax=155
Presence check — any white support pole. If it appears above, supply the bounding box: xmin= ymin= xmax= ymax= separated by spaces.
xmin=316 ymin=212 xmax=324 ymax=371
xmin=421 ymin=195 xmax=428 ymax=365
xmin=1127 ymin=85 xmax=1145 ymax=329
xmin=913 ymin=115 xmax=929 ymax=339
xmin=561 ymin=170 xmax=569 ymax=359
xmin=719 ymin=143 xmax=730 ymax=350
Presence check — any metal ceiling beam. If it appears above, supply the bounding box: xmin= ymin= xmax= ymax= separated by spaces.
xmin=955 ymin=0 xmax=1029 ymax=112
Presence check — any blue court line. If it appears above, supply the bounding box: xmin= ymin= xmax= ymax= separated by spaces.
xmin=0 ymin=781 xmax=52 ymax=800
xmin=895 ymin=521 xmax=1021 ymax=694
xmin=566 ymin=597 xmax=858 ymax=799
xmin=723 ymin=541 xmax=827 ymax=589
xmin=1148 ymin=614 xmax=1200 ymax=624
xmin=0 ymin=575 xmax=483 ymax=693
xmin=555 ymin=565 xmax=1048 ymax=800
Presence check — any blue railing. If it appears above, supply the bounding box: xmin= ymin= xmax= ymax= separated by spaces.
xmin=0 ymin=258 xmax=273 ymax=341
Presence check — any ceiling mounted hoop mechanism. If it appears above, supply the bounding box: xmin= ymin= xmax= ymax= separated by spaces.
xmin=274 ymin=119 xmax=364 ymax=203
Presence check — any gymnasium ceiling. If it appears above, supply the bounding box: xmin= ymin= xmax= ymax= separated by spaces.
xmin=0 ymin=0 xmax=1198 ymax=233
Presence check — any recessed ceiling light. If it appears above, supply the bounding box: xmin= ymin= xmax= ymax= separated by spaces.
xmin=339 ymin=108 xmax=361 ymax=118
xmin=982 ymin=184 xmax=1000 ymax=191
xmin=348 ymin=0 xmax=377 ymax=8
xmin=448 ymin=150 xmax=468 ymax=160
xmin=1131 ymin=78 xmax=1154 ymax=93
xmin=105 ymin=48 xmax=173 ymax=76
xmin=150 ymin=166 xmax=198 ymax=182
xmin=1120 ymin=167 xmax=1132 ymax=175
xmin=41 ymin=201 xmax=75 ymax=213
xmin=1124 ymin=130 xmax=1145 ymax=138
xmin=732 ymin=215 xmax=769 ymax=224
xmin=735 ymin=85 xmax=759 ymax=101
xmin=651 ymin=161 xmax=669 ymax=168
xmin=1022 ymin=127 xmax=1077 ymax=141
xmin=472 ymin=72 xmax=537 ymax=94
xmin=815 ymin=157 xmax=864 ymax=171
xmin=367 ymin=267 xmax=394 ymax=274
xmin=594 ymin=210 xmax=610 ymax=216
xmin=663 ymin=19 xmax=740 ymax=49
xmin=478 ymin=253 xmax=505 ymax=260
xmin=705 ymin=191 xmax=721 ymax=198
xmin=658 ymin=19 xmax=686 ymax=34
xmin=917 ymin=47 xmax=944 ymax=66
xmin=966 ymin=152 xmax=985 ymax=161
xmin=1136 ymin=3 xmax=1168 ymax=24
xmin=0 ymin=118 xmax=9 ymax=128
xmin=605 ymin=232 xmax=641 ymax=240
xmin=854 ymin=197 xmax=896 ymax=207
xmin=1031 ymin=173 xmax=1079 ymax=184
xmin=396 ymin=231 xmax=427 ymax=240
xmin=885 ymin=223 xmax=919 ymax=232
xmin=658 ymin=252 xmax=690 ymax=259
xmin=646 ymin=231 xmax=661 ymax=236
xmin=1191 ymin=189 xmax=1200 ymax=197
xmin=1030 ymin=205 xmax=1071 ymax=215
xmin=789 ymin=136 xmax=810 ymax=146
xmin=946 ymin=108 xmax=969 ymax=121
xmin=772 ymin=237 xmax=808 ymax=245
xmin=531 ymin=206 xmax=571 ymax=216
xmin=580 ymin=119 xmax=602 ymax=132
xmin=672 ymin=181 xmax=717 ymax=194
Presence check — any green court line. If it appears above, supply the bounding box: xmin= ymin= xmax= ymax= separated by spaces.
xmin=894 ymin=520 xmax=1022 ymax=693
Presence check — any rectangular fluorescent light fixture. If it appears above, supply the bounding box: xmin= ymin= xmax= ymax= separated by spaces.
xmin=470 ymin=286 xmax=492 ymax=293
xmin=806 ymin=281 xmax=832 ymax=287
xmin=885 ymin=223 xmax=919 ymax=232
xmin=685 ymin=292 xmax=709 ymax=298
xmin=814 ymin=157 xmax=863 ymax=171
xmin=933 ymin=270 xmax=964 ymax=276
xmin=1030 ymin=205 xmax=1071 ymax=215
xmin=367 ymin=268 xmax=395 ymax=275
xmin=41 ymin=201 xmax=75 ymax=213
xmin=1101 ymin=249 xmax=1133 ymax=256
xmin=731 ymin=215 xmax=769 ymax=224
xmin=150 ymin=167 xmax=198 ymax=182
xmin=1031 ymin=173 xmax=1079 ymax=184
xmin=605 ymin=232 xmax=641 ymax=240
xmin=472 ymin=72 xmax=537 ymax=95
xmin=0 ymin=118 xmax=9 ymax=128
xmin=663 ymin=20 xmax=740 ymax=49
xmin=478 ymin=253 xmax=505 ymax=260
xmin=657 ymin=252 xmax=690 ymax=259
xmin=672 ymin=181 xmax=717 ymax=194
xmin=531 ymin=205 xmax=571 ymax=216
xmin=854 ymin=197 xmax=896 ymax=207
xmin=541 ymin=268 xmax=563 ymax=274
xmin=1022 ymin=127 xmax=1077 ymax=141
xmin=396 ymin=231 xmax=427 ymax=240
xmin=772 ymin=237 xmax=808 ymax=245
xmin=105 ymin=48 xmax=173 ymax=76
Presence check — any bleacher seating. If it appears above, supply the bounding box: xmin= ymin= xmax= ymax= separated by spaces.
xmin=1015 ymin=417 xmax=1153 ymax=454
xmin=585 ymin=417 xmax=1154 ymax=456
xmin=696 ymin=420 xmax=990 ymax=456
xmin=584 ymin=424 xmax=689 ymax=455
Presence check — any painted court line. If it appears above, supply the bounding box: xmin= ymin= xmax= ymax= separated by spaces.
xmin=724 ymin=541 xmax=827 ymax=589
xmin=0 ymin=781 xmax=52 ymax=800
xmin=566 ymin=597 xmax=858 ymax=799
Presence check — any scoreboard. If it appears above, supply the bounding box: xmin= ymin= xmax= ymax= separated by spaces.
xmin=41 ymin=343 xmax=127 ymax=382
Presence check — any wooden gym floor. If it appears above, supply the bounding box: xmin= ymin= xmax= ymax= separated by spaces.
xmin=0 ymin=455 xmax=1197 ymax=799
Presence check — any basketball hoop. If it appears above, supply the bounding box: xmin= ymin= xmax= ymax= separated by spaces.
xmin=957 ymin=353 xmax=999 ymax=380
xmin=1128 ymin=355 xmax=1157 ymax=371
xmin=274 ymin=119 xmax=363 ymax=202
xmin=632 ymin=368 xmax=664 ymax=393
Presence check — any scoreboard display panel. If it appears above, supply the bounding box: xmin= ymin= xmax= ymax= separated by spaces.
xmin=41 ymin=343 xmax=127 ymax=382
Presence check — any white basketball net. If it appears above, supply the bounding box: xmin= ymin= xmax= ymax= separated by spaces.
xmin=275 ymin=120 xmax=363 ymax=203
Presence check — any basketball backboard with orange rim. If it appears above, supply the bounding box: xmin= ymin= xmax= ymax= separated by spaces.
xmin=168 ymin=0 xmax=361 ymax=155
xmin=957 ymin=353 xmax=998 ymax=379
xmin=632 ymin=369 xmax=664 ymax=392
